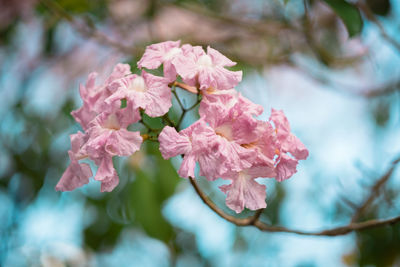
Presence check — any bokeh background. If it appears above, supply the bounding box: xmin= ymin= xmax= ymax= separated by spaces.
xmin=1 ymin=0 xmax=400 ymax=266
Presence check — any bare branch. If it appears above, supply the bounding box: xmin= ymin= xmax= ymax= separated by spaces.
xmin=351 ymin=156 xmax=400 ymax=222
xmin=39 ymin=0 xmax=141 ymax=55
xmin=356 ymin=0 xmax=400 ymax=52
xmin=188 ymin=174 xmax=400 ymax=236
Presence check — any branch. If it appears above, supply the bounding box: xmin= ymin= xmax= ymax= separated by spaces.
xmin=39 ymin=0 xmax=140 ymax=55
xmin=351 ymin=156 xmax=400 ymax=222
xmin=188 ymin=175 xmax=400 ymax=236
xmin=169 ymin=81 xmax=199 ymax=94
xmin=356 ymin=0 xmax=400 ymax=53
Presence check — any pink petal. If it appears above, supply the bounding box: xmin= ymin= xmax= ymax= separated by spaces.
xmin=138 ymin=40 xmax=181 ymax=69
xmin=142 ymin=71 xmax=172 ymax=117
xmin=178 ymin=154 xmax=196 ymax=178
xmin=282 ymin=134 xmax=309 ymax=160
xmin=105 ymin=129 xmax=142 ymax=156
xmin=269 ymin=108 xmax=291 ymax=141
xmin=220 ymin=172 xmax=267 ymax=213
xmin=158 ymin=126 xmax=191 ymax=159
xmin=94 ymin=156 xmax=119 ymax=192
xmin=55 ymin=151 xmax=92 ymax=191
xmin=105 ymin=63 xmax=131 ymax=84
xmin=172 ymin=54 xmax=199 ymax=83
xmin=100 ymin=172 xmax=119 ymax=192
xmin=275 ymin=154 xmax=299 ymax=182
xmin=207 ymin=46 xmax=236 ymax=67
xmin=198 ymin=66 xmax=242 ymax=90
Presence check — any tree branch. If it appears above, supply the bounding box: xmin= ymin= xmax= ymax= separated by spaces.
xmin=39 ymin=0 xmax=140 ymax=55
xmin=351 ymin=156 xmax=400 ymax=222
xmin=188 ymin=173 xmax=400 ymax=236
xmin=356 ymin=0 xmax=400 ymax=53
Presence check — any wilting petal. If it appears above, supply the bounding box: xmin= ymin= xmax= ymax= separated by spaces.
xmin=282 ymin=134 xmax=309 ymax=160
xmin=269 ymin=108 xmax=291 ymax=141
xmin=105 ymin=129 xmax=142 ymax=156
xmin=198 ymin=66 xmax=242 ymax=90
xmin=142 ymin=71 xmax=172 ymax=117
xmin=275 ymin=153 xmax=299 ymax=182
xmin=220 ymin=172 xmax=267 ymax=213
xmin=55 ymin=151 xmax=92 ymax=191
xmin=138 ymin=40 xmax=181 ymax=69
xmin=158 ymin=126 xmax=192 ymax=159
xmin=207 ymin=46 xmax=236 ymax=67
xmin=178 ymin=154 xmax=196 ymax=178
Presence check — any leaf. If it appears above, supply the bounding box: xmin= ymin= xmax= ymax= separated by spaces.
xmin=126 ymin=142 xmax=181 ymax=243
xmin=323 ymin=0 xmax=363 ymax=37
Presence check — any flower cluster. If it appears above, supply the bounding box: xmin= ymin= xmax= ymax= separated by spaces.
xmin=57 ymin=40 xmax=308 ymax=213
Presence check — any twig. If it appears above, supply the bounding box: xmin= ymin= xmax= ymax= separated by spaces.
xmin=351 ymin=156 xmax=400 ymax=222
xmin=172 ymin=90 xmax=185 ymax=111
xmin=162 ymin=114 xmax=175 ymax=127
xmin=356 ymin=1 xmax=400 ymax=53
xmin=169 ymin=81 xmax=199 ymax=94
xmin=188 ymin=176 xmax=400 ymax=236
xmin=39 ymin=0 xmax=140 ymax=55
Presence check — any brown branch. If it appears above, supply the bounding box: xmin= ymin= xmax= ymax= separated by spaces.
xmin=356 ymin=1 xmax=400 ymax=52
xmin=169 ymin=81 xmax=199 ymax=94
xmin=351 ymin=156 xmax=400 ymax=222
xmin=39 ymin=0 xmax=140 ymax=55
xmin=188 ymin=176 xmax=400 ymax=236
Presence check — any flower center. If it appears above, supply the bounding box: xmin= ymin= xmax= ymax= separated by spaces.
xmin=164 ymin=47 xmax=182 ymax=61
xmin=197 ymin=54 xmax=213 ymax=68
xmin=129 ymin=76 xmax=147 ymax=92
xmin=215 ymin=124 xmax=233 ymax=141
xmin=104 ymin=114 xmax=121 ymax=130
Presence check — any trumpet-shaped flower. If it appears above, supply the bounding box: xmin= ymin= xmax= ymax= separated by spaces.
xmin=56 ymin=132 xmax=92 ymax=191
xmin=219 ymin=165 xmax=275 ymax=213
xmin=138 ymin=40 xmax=192 ymax=82
xmin=106 ymin=70 xmax=171 ymax=117
xmin=173 ymin=46 xmax=242 ymax=90
xmin=158 ymin=119 xmax=256 ymax=180
xmin=71 ymin=64 xmax=131 ymax=130
xmin=269 ymin=109 xmax=309 ymax=181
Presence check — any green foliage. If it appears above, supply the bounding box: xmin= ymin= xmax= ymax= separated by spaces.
xmin=55 ymin=0 xmax=107 ymax=19
xmin=127 ymin=141 xmax=181 ymax=243
xmin=356 ymin=224 xmax=400 ymax=266
xmin=322 ymin=0 xmax=364 ymax=37
xmin=366 ymin=0 xmax=391 ymax=16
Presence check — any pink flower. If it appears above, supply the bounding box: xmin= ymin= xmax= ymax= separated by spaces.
xmin=244 ymin=121 xmax=277 ymax=165
xmin=83 ymin=111 xmax=142 ymax=192
xmin=158 ymin=118 xmax=256 ymax=180
xmin=93 ymin=155 xmax=119 ymax=192
xmin=138 ymin=40 xmax=185 ymax=81
xmin=201 ymin=95 xmax=262 ymax=145
xmin=106 ymin=70 xmax=172 ymax=117
xmin=56 ymin=132 xmax=92 ymax=191
xmin=219 ymin=166 xmax=274 ymax=213
xmin=269 ymin=109 xmax=309 ymax=181
xmin=173 ymin=46 xmax=242 ymax=90
xmin=199 ymin=89 xmax=263 ymax=121
xmin=84 ymin=111 xmax=142 ymax=158
xmin=72 ymin=64 xmax=131 ymax=130
xmin=58 ymin=110 xmax=143 ymax=193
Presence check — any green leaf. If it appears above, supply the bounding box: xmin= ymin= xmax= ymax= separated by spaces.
xmin=323 ymin=0 xmax=363 ymax=37
xmin=126 ymin=142 xmax=181 ymax=243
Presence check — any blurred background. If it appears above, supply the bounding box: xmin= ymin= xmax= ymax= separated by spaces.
xmin=1 ymin=0 xmax=400 ymax=266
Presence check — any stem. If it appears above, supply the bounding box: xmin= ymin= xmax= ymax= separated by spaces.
xmin=172 ymin=89 xmax=185 ymax=111
xmin=162 ymin=114 xmax=175 ymax=127
xmin=351 ymin=156 xmax=400 ymax=222
xmin=169 ymin=81 xmax=198 ymax=94
xmin=188 ymin=176 xmax=400 ymax=236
